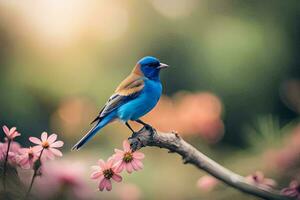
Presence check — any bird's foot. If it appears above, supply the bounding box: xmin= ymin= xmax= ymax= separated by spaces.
xmin=128 ymin=124 xmax=156 ymax=151
xmin=135 ymin=119 xmax=153 ymax=130
xmin=143 ymin=123 xmax=153 ymax=130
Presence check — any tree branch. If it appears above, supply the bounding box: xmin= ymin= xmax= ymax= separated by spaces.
xmin=128 ymin=126 xmax=293 ymax=200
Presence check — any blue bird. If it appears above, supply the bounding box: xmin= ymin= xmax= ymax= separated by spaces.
xmin=72 ymin=56 xmax=169 ymax=150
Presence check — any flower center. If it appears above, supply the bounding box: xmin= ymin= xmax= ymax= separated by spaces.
xmin=28 ymin=152 xmax=34 ymax=160
xmin=253 ymin=175 xmax=258 ymax=182
xmin=123 ymin=152 xmax=133 ymax=163
xmin=103 ymin=168 xmax=114 ymax=179
xmin=42 ymin=141 xmax=49 ymax=148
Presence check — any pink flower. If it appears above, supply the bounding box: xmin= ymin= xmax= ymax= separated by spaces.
xmin=91 ymin=158 xmax=122 ymax=191
xmin=2 ymin=125 xmax=20 ymax=140
xmin=281 ymin=180 xmax=300 ymax=199
xmin=0 ymin=141 xmax=21 ymax=165
xmin=113 ymin=140 xmax=145 ymax=173
xmin=196 ymin=175 xmax=218 ymax=192
xmin=246 ymin=171 xmax=277 ymax=189
xmin=0 ymin=143 xmax=7 ymax=161
xmin=17 ymin=147 xmax=39 ymax=169
xmin=29 ymin=132 xmax=64 ymax=160
xmin=33 ymin=162 xmax=91 ymax=199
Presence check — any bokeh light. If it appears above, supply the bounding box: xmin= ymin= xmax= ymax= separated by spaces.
xmin=150 ymin=0 xmax=199 ymax=19
xmin=142 ymin=92 xmax=224 ymax=143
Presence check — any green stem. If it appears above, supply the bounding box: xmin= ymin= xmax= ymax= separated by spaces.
xmin=2 ymin=139 xmax=11 ymax=191
xmin=24 ymin=148 xmax=44 ymax=199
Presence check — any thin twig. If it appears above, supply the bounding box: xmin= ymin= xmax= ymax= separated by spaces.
xmin=128 ymin=126 xmax=294 ymax=200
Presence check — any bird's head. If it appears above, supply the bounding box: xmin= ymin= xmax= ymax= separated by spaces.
xmin=133 ymin=56 xmax=169 ymax=79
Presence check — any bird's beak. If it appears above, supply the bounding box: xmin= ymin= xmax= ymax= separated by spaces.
xmin=158 ymin=63 xmax=169 ymax=69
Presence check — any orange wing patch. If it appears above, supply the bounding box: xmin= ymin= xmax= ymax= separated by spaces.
xmin=115 ymin=72 xmax=144 ymax=95
xmin=117 ymin=79 xmax=144 ymax=96
xmin=132 ymin=63 xmax=143 ymax=76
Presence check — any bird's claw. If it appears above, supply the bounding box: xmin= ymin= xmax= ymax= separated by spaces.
xmin=143 ymin=123 xmax=153 ymax=131
xmin=144 ymin=125 xmax=151 ymax=130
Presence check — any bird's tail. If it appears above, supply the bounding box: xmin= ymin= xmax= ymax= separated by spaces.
xmin=71 ymin=116 xmax=113 ymax=150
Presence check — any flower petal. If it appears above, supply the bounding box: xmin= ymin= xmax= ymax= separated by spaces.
xmin=112 ymin=152 xmax=123 ymax=160
xmin=50 ymin=141 xmax=64 ymax=148
xmin=12 ymin=132 xmax=21 ymax=138
xmin=112 ymin=174 xmax=122 ymax=182
xmin=113 ymin=161 xmax=124 ymax=173
xmin=29 ymin=137 xmax=42 ymax=145
xmin=106 ymin=157 xmax=114 ymax=168
xmin=49 ymin=148 xmax=63 ymax=157
xmin=41 ymin=132 xmax=48 ymax=142
xmin=99 ymin=178 xmax=106 ymax=191
xmin=126 ymin=163 xmax=133 ymax=173
xmin=134 ymin=159 xmax=144 ymax=169
xmin=133 ymin=152 xmax=145 ymax=160
xmin=18 ymin=148 xmax=28 ymax=154
xmin=106 ymin=179 xmax=112 ymax=191
xmin=47 ymin=134 xmax=57 ymax=144
xmin=99 ymin=178 xmax=111 ymax=191
xmin=33 ymin=145 xmax=43 ymax=152
xmin=2 ymin=125 xmax=9 ymax=135
xmin=98 ymin=159 xmax=106 ymax=169
xmin=114 ymin=149 xmax=123 ymax=154
xmin=123 ymin=140 xmax=131 ymax=152
xmin=131 ymin=160 xmax=140 ymax=170
xmin=9 ymin=127 xmax=17 ymax=136
xmin=17 ymin=156 xmax=28 ymax=165
xmin=43 ymin=149 xmax=55 ymax=160
xmin=91 ymin=171 xmax=103 ymax=179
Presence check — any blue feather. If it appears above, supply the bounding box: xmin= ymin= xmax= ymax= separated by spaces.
xmin=72 ymin=113 xmax=115 ymax=150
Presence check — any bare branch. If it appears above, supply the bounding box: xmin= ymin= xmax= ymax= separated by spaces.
xmin=128 ymin=127 xmax=293 ymax=200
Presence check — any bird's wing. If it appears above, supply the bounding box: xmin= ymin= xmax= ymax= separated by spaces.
xmin=91 ymin=74 xmax=145 ymax=124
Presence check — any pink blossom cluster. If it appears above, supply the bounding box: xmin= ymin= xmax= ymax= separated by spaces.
xmin=245 ymin=171 xmax=277 ymax=190
xmin=0 ymin=125 xmax=64 ymax=170
xmin=281 ymin=180 xmax=300 ymax=199
xmin=91 ymin=140 xmax=145 ymax=191
xmin=1 ymin=124 xmax=65 ymax=200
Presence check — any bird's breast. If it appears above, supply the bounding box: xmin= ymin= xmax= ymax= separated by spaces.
xmin=135 ymin=79 xmax=162 ymax=110
xmin=143 ymin=79 xmax=162 ymax=98
xmin=117 ymin=79 xmax=162 ymax=121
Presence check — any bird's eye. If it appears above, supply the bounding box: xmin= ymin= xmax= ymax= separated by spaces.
xmin=148 ymin=62 xmax=159 ymax=68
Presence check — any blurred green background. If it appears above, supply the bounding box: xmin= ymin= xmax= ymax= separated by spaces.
xmin=0 ymin=0 xmax=300 ymax=199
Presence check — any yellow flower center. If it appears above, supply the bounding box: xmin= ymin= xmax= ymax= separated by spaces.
xmin=42 ymin=141 xmax=49 ymax=148
xmin=103 ymin=169 xmax=114 ymax=179
xmin=123 ymin=152 xmax=133 ymax=163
